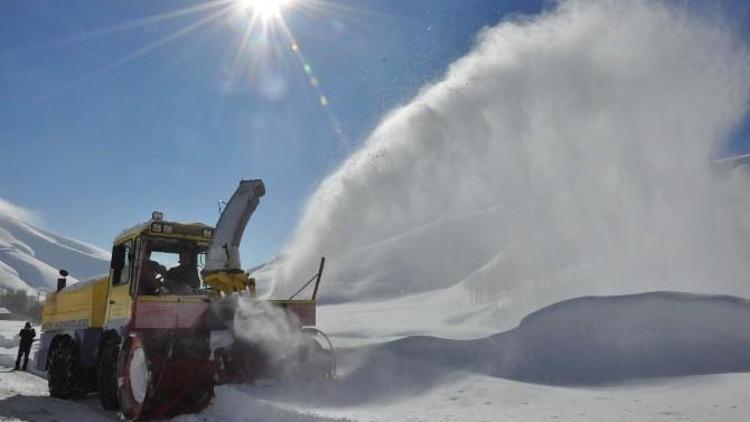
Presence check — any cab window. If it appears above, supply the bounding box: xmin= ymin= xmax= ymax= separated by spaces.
xmin=111 ymin=240 xmax=133 ymax=285
xmin=138 ymin=237 xmax=207 ymax=295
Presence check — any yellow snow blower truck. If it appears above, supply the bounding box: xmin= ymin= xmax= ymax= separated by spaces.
xmin=35 ymin=180 xmax=334 ymax=419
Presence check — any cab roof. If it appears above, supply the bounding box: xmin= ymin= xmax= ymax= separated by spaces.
xmin=114 ymin=219 xmax=214 ymax=245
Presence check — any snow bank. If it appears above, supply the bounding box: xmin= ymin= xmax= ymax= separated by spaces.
xmin=359 ymin=292 xmax=750 ymax=386
xmin=272 ymin=0 xmax=750 ymax=305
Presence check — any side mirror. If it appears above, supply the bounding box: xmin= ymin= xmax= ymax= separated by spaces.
xmin=57 ymin=269 xmax=68 ymax=292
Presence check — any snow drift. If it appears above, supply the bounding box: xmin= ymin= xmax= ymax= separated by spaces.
xmin=271 ymin=0 xmax=750 ymax=306
xmin=0 ymin=200 xmax=109 ymax=293
xmin=296 ymin=292 xmax=750 ymax=405
xmin=196 ymin=291 xmax=750 ymax=418
xmin=364 ymin=292 xmax=750 ymax=386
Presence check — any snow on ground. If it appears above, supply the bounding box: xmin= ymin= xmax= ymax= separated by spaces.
xmin=0 ymin=367 xmax=116 ymax=422
xmin=186 ymin=372 xmax=750 ymax=422
xmin=1 ymin=292 xmax=750 ymax=421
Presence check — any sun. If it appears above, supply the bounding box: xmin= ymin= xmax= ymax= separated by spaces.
xmin=238 ymin=0 xmax=293 ymax=21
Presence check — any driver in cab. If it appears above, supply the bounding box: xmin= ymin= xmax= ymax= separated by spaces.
xmin=139 ymin=247 xmax=201 ymax=295
xmin=139 ymin=245 xmax=167 ymax=295
xmin=165 ymin=250 xmax=201 ymax=293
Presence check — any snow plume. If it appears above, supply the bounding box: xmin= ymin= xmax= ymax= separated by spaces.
xmin=273 ymin=0 xmax=750 ymax=304
xmin=232 ymin=299 xmax=319 ymax=377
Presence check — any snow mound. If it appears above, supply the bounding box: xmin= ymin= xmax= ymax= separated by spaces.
xmin=0 ymin=203 xmax=109 ymax=293
xmin=356 ymin=292 xmax=750 ymax=387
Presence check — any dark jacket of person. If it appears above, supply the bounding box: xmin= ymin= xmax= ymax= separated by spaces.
xmin=19 ymin=327 xmax=36 ymax=350
xmin=140 ymin=260 xmax=165 ymax=295
xmin=166 ymin=264 xmax=201 ymax=290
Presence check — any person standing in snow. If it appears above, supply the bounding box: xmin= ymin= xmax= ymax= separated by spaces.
xmin=15 ymin=321 xmax=36 ymax=371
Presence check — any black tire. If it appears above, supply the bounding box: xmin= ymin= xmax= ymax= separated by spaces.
xmin=96 ymin=334 xmax=121 ymax=410
xmin=48 ymin=336 xmax=86 ymax=399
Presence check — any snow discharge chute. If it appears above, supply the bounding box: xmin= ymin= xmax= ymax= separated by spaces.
xmin=203 ymin=179 xmax=266 ymax=292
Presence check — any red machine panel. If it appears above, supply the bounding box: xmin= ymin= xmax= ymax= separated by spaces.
xmin=134 ymin=300 xmax=209 ymax=329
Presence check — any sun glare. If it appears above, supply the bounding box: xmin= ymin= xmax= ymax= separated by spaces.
xmin=226 ymin=0 xmax=347 ymax=141
xmin=239 ymin=0 xmax=292 ymax=21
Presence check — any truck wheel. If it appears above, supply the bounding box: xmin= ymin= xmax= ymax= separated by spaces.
xmin=97 ymin=334 xmax=120 ymax=410
xmin=117 ymin=333 xmax=150 ymax=420
xmin=48 ymin=336 xmax=86 ymax=399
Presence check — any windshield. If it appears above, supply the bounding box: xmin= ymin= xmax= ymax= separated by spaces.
xmin=139 ymin=237 xmax=207 ymax=295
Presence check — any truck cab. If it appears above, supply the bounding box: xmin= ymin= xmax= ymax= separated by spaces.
xmin=105 ymin=216 xmax=220 ymax=329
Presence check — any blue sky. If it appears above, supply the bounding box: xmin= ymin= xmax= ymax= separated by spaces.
xmin=1 ymin=0 xmax=749 ymax=267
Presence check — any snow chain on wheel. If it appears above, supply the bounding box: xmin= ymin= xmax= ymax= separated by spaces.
xmin=97 ymin=334 xmax=121 ymax=410
xmin=117 ymin=333 xmax=151 ymax=420
xmin=47 ymin=336 xmax=86 ymax=399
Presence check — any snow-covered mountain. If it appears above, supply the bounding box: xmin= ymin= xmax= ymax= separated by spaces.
xmin=0 ymin=201 xmax=109 ymax=293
